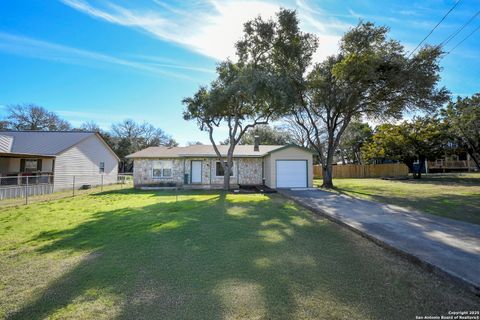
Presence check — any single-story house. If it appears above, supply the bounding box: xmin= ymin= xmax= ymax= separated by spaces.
xmin=126 ymin=144 xmax=313 ymax=189
xmin=0 ymin=131 xmax=119 ymax=194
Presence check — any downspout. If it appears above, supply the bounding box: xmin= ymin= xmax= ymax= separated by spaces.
xmin=262 ymin=157 xmax=265 ymax=186
xmin=183 ymin=158 xmax=186 ymax=185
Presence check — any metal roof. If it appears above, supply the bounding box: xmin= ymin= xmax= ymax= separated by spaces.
xmin=126 ymin=144 xmax=295 ymax=158
xmin=0 ymin=131 xmax=97 ymax=156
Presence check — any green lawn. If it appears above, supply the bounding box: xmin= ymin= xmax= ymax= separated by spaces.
xmin=0 ymin=189 xmax=478 ymax=319
xmin=315 ymin=173 xmax=480 ymax=225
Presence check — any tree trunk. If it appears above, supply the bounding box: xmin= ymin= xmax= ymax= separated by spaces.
xmin=222 ymin=153 xmax=234 ymax=191
xmin=405 ymin=160 xmax=416 ymax=178
xmin=322 ymin=150 xmax=335 ymax=188
xmin=223 ymin=173 xmax=230 ymax=191
xmin=468 ymin=150 xmax=480 ymax=170
xmin=416 ymin=155 xmax=426 ymax=179
xmin=322 ymin=164 xmax=334 ymax=188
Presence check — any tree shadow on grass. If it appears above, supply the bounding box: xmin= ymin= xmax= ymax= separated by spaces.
xmin=393 ymin=175 xmax=480 ymax=186
xmin=6 ymin=191 xmax=479 ymax=319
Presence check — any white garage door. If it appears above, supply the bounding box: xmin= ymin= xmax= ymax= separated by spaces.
xmin=276 ymin=160 xmax=307 ymax=188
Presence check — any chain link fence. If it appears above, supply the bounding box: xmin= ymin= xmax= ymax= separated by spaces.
xmin=0 ymin=174 xmax=133 ymax=208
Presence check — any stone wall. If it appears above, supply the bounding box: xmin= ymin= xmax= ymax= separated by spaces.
xmin=133 ymin=158 xmax=184 ymax=186
xmin=133 ymin=157 xmax=264 ymax=187
xmin=238 ymin=158 xmax=263 ymax=185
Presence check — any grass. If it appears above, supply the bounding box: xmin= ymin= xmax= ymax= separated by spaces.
xmin=0 ymin=182 xmax=132 ymax=209
xmin=0 ymin=189 xmax=478 ymax=319
xmin=315 ymin=173 xmax=480 ymax=225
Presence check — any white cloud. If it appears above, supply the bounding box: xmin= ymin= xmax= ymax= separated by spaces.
xmin=133 ymin=55 xmax=216 ymax=74
xmin=56 ymin=109 xmax=148 ymax=130
xmin=0 ymin=31 xmax=207 ymax=79
xmin=60 ymin=0 xmax=346 ymax=61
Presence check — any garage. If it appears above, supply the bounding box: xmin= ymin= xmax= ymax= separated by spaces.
xmin=276 ymin=160 xmax=307 ymax=188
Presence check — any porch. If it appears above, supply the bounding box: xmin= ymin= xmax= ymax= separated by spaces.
xmin=0 ymin=155 xmax=55 ymax=200
xmin=427 ymin=153 xmax=478 ymax=172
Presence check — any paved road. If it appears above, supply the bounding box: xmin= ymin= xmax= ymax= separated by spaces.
xmin=279 ymin=188 xmax=480 ymax=294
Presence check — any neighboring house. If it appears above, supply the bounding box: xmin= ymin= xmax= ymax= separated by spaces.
xmin=0 ymin=131 xmax=119 ymax=194
xmin=427 ymin=152 xmax=478 ymax=173
xmin=127 ymin=143 xmax=314 ymax=189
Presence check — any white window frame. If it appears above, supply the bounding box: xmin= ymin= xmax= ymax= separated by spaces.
xmin=24 ymin=159 xmax=38 ymax=172
xmin=215 ymin=160 xmax=235 ymax=177
xmin=152 ymin=160 xmax=173 ymax=179
xmin=162 ymin=168 xmax=172 ymax=177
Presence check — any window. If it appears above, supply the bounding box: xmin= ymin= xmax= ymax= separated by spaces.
xmin=215 ymin=161 xmax=234 ymax=177
xmin=152 ymin=160 xmax=173 ymax=178
xmin=162 ymin=168 xmax=172 ymax=177
xmin=24 ymin=159 xmax=38 ymax=172
xmin=99 ymin=162 xmax=105 ymax=173
xmin=152 ymin=169 xmax=162 ymax=178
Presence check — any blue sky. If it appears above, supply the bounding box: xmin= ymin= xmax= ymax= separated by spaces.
xmin=0 ymin=0 xmax=479 ymax=145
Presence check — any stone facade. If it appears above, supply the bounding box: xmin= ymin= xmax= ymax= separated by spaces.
xmin=133 ymin=158 xmax=184 ymax=186
xmin=133 ymin=157 xmax=264 ymax=188
xmin=238 ymin=158 xmax=263 ymax=185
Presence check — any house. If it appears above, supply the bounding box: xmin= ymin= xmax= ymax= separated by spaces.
xmin=0 ymin=131 xmax=119 ymax=195
xmin=126 ymin=143 xmax=313 ymax=189
xmin=427 ymin=152 xmax=478 ymax=173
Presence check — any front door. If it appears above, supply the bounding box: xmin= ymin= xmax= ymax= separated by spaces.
xmin=191 ymin=161 xmax=202 ymax=183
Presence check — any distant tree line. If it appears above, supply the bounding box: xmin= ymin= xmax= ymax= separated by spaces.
xmin=0 ymin=103 xmax=177 ymax=172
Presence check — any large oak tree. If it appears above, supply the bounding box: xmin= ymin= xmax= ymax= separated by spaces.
xmin=183 ymin=61 xmax=289 ymax=189
xmin=292 ymin=23 xmax=449 ymax=187
xmin=183 ymin=10 xmax=307 ymax=190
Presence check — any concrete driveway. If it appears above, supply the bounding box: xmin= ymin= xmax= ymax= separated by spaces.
xmin=279 ymin=188 xmax=480 ymax=295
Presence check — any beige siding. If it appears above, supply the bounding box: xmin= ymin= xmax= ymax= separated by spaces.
xmin=264 ymin=147 xmax=313 ymax=188
xmin=42 ymin=158 xmax=54 ymax=172
xmin=53 ymin=135 xmax=118 ymax=191
xmin=7 ymin=158 xmax=20 ymax=173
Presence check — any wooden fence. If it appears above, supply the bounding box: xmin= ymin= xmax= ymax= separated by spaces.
xmin=313 ymin=163 xmax=409 ymax=179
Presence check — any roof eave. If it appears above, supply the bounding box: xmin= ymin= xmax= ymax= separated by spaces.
xmin=127 ymin=154 xmax=267 ymax=158
xmin=265 ymin=144 xmax=315 ymax=155
xmin=0 ymin=152 xmax=57 ymax=158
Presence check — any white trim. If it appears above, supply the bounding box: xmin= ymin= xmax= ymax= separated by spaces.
xmin=152 ymin=160 xmax=173 ymax=179
xmin=214 ymin=160 xmax=236 ymax=177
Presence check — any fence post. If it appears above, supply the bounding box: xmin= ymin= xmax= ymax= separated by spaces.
xmin=101 ymin=174 xmax=104 ymax=192
xmin=25 ymin=176 xmax=29 ymax=205
xmin=176 ymin=183 xmax=178 ymax=203
xmin=72 ymin=176 xmax=75 ymax=197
